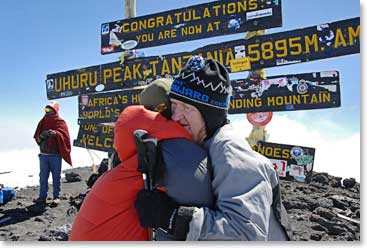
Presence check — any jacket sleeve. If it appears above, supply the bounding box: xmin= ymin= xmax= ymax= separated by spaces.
xmin=186 ymin=138 xmax=274 ymax=241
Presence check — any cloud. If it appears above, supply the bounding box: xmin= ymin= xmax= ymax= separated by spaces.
xmin=230 ymin=114 xmax=360 ymax=182
xmin=0 ymin=115 xmax=360 ymax=189
xmin=0 ymin=147 xmax=106 ymax=189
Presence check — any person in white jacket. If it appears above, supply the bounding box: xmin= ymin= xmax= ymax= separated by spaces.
xmin=135 ymin=56 xmax=292 ymax=241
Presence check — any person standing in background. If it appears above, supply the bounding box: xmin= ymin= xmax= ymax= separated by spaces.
xmin=33 ymin=101 xmax=72 ymax=206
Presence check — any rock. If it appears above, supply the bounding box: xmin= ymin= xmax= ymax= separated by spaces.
xmin=318 ymin=198 xmax=334 ymax=209
xmin=283 ymin=200 xmax=309 ymax=210
xmin=304 ymin=198 xmax=319 ymax=211
xmin=310 ymin=232 xmax=323 ymax=241
xmin=350 ymin=203 xmax=359 ymax=212
xmin=41 ymin=229 xmax=69 ymax=241
xmin=66 ymin=206 xmax=78 ymax=216
xmin=34 ymin=217 xmax=44 ymax=223
xmin=10 ymin=235 xmax=19 ymax=241
xmin=0 ymin=166 xmax=359 ymax=241
xmin=56 ymin=224 xmax=72 ymax=234
xmin=311 ymin=224 xmax=326 ymax=232
xmin=314 ymin=207 xmax=336 ymax=220
xmin=69 ymin=194 xmax=86 ymax=210
xmin=334 ymin=232 xmax=355 ymax=241
xmin=65 ymin=172 xmax=82 ymax=183
xmin=332 ymin=199 xmax=348 ymax=210
xmin=313 ymin=174 xmax=329 ymax=184
xmin=348 ymin=187 xmax=359 ymax=193
xmin=309 ymin=214 xmax=348 ymax=235
xmin=343 ymin=178 xmax=356 ymax=188
xmin=39 ymin=235 xmax=52 ymax=241
xmin=309 ymin=181 xmax=328 ymax=191
xmin=330 ymin=177 xmax=342 ymax=188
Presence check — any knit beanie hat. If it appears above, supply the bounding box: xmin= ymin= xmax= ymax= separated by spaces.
xmin=169 ymin=56 xmax=232 ymax=139
xmin=45 ymin=101 xmax=59 ymax=115
xmin=140 ymin=78 xmax=173 ymax=119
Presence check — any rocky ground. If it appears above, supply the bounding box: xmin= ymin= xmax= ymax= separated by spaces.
xmin=0 ymin=166 xmax=360 ymax=241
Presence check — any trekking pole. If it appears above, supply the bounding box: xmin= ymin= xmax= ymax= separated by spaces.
xmin=134 ymin=129 xmax=158 ymax=241
xmin=134 ymin=130 xmax=150 ymax=189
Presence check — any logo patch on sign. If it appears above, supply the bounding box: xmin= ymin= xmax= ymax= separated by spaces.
xmin=290 ymin=146 xmax=304 ymax=158
xmin=101 ymin=24 xmax=110 ymax=35
xmin=46 ymin=79 xmax=54 ymax=91
xmin=81 ymin=95 xmax=89 ymax=106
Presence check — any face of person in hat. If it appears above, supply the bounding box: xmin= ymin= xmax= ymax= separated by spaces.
xmin=44 ymin=106 xmax=56 ymax=115
xmin=169 ymin=56 xmax=231 ymax=143
xmin=171 ymin=99 xmax=206 ymax=144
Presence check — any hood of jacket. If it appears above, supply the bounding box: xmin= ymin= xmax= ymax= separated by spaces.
xmin=114 ymin=105 xmax=192 ymax=161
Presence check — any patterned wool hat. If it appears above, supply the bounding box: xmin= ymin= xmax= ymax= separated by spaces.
xmin=169 ymin=56 xmax=232 ymax=138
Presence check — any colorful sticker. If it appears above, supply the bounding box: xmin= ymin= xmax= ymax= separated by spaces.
xmin=81 ymin=95 xmax=89 ymax=106
xmin=290 ymin=146 xmax=304 ymax=158
xmin=271 ymin=159 xmax=287 ymax=177
xmin=295 ymin=154 xmax=314 ymax=165
xmin=230 ymin=57 xmax=251 ymax=72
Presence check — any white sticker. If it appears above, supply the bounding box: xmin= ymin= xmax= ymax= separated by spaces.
xmin=289 ymin=164 xmax=305 ymax=177
xmin=95 ymin=84 xmax=105 ymax=92
xmin=246 ymin=8 xmax=273 ymax=20
xmin=234 ymin=45 xmax=246 ymax=59
xmin=320 ymin=71 xmax=338 ymax=77
xmin=121 ymin=40 xmax=138 ymax=50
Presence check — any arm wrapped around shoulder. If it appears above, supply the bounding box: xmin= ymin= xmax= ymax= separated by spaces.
xmin=135 ymin=189 xmax=196 ymax=240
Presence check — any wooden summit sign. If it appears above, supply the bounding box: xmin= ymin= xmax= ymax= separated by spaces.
xmin=73 ymin=124 xmax=114 ymax=152
xmin=77 ymin=71 xmax=340 ymax=124
xmin=252 ymin=141 xmax=316 ymax=183
xmin=46 ymin=17 xmax=359 ymax=100
xmin=229 ymin=71 xmax=341 ymax=114
xmin=100 ymin=0 xmax=282 ymax=54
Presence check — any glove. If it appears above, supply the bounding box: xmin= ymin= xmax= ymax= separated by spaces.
xmin=48 ymin=130 xmax=57 ymax=137
xmin=39 ymin=130 xmax=56 ymax=139
xmin=135 ymin=189 xmax=196 ymax=240
xmin=135 ymin=189 xmax=178 ymax=231
xmin=39 ymin=130 xmax=49 ymax=139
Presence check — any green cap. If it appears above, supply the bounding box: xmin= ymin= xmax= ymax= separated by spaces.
xmin=140 ymin=78 xmax=173 ymax=110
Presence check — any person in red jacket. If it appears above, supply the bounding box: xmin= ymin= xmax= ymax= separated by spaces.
xmin=33 ymin=101 xmax=72 ymax=205
xmin=69 ymin=78 xmax=212 ymax=241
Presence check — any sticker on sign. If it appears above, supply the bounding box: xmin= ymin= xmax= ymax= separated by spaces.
xmin=271 ymin=159 xmax=287 ymax=177
xmin=247 ymin=112 xmax=273 ymax=126
xmin=121 ymin=40 xmax=138 ymax=50
xmin=246 ymin=8 xmax=273 ymax=20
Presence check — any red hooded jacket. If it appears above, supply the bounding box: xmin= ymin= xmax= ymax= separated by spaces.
xmin=34 ymin=114 xmax=72 ymax=166
xmin=69 ymin=106 xmax=191 ymax=241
